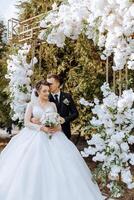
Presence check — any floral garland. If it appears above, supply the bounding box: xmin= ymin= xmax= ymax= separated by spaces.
xmin=5 ymin=43 xmax=38 ymax=123
xmin=80 ymin=83 xmax=134 ymax=197
xmin=38 ymin=0 xmax=134 ymax=71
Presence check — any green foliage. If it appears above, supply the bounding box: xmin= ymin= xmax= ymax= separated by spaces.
xmin=93 ymin=163 xmax=108 ymax=189
xmin=93 ymin=164 xmax=125 ymax=198
xmin=0 ymin=20 xmax=11 ymax=127
xmin=17 ymin=0 xmax=62 ymax=20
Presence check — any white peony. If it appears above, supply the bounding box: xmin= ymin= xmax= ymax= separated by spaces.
xmin=128 ymin=136 xmax=134 ymax=145
xmin=93 ymin=152 xmax=107 ymax=162
xmin=121 ymin=169 xmax=133 ymax=185
xmin=79 ymin=98 xmax=90 ymax=106
xmin=110 ymin=165 xmax=121 ymax=178
xmin=120 ymin=142 xmax=129 ymax=152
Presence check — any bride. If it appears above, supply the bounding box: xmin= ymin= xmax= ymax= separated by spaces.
xmin=0 ymin=80 xmax=104 ymax=200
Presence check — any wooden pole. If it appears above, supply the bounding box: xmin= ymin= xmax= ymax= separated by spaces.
xmin=106 ymin=57 xmax=109 ymax=83
xmin=31 ymin=40 xmax=36 ymax=68
xmin=19 ymin=13 xmax=44 ymax=25
xmin=119 ymin=70 xmax=122 ymax=96
xmin=39 ymin=44 xmax=42 ymax=75
xmin=113 ymin=70 xmax=116 ymax=93
xmin=125 ymin=65 xmax=128 ymax=90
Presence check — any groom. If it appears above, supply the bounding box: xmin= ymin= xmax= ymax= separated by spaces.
xmin=47 ymin=74 xmax=79 ymax=139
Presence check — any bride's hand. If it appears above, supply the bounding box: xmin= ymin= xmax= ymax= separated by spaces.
xmin=40 ymin=126 xmax=58 ymax=134
xmin=40 ymin=126 xmax=51 ymax=133
xmin=49 ymin=126 xmax=61 ymax=133
xmin=40 ymin=126 xmax=61 ymax=133
xmin=31 ymin=117 xmax=41 ymax=125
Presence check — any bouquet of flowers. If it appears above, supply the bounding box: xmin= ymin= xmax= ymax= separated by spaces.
xmin=40 ymin=112 xmax=61 ymax=139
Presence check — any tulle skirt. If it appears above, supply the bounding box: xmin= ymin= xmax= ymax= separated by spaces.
xmin=0 ymin=127 xmax=104 ymax=200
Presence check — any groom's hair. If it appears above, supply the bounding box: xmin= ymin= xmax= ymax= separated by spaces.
xmin=35 ymin=80 xmax=50 ymax=97
xmin=47 ymin=74 xmax=63 ymax=85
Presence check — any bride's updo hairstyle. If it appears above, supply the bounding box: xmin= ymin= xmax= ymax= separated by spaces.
xmin=35 ymin=80 xmax=50 ymax=97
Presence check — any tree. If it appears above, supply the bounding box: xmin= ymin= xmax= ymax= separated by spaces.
xmin=0 ymin=20 xmax=11 ymax=128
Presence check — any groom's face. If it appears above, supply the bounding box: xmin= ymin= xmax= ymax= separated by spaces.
xmin=47 ymin=77 xmax=60 ymax=93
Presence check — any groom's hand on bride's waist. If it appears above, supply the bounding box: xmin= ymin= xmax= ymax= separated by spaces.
xmin=59 ymin=117 xmax=65 ymax=124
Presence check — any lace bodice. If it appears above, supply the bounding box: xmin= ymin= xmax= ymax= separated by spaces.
xmin=32 ymin=102 xmax=56 ymax=119
xmin=24 ymin=101 xmax=57 ymax=131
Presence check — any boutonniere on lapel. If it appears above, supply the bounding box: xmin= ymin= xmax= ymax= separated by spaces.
xmin=63 ymin=98 xmax=70 ymax=106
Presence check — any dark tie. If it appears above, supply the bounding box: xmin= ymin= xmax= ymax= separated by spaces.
xmin=54 ymin=94 xmax=59 ymax=106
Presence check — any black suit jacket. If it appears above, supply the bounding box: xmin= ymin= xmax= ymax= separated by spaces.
xmin=49 ymin=91 xmax=79 ymax=139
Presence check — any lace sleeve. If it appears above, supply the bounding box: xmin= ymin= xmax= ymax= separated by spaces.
xmin=24 ymin=102 xmax=42 ymax=131
xmin=51 ymin=102 xmax=57 ymax=112
xmin=31 ymin=88 xmax=38 ymax=103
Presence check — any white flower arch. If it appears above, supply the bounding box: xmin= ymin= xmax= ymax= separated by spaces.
xmin=39 ymin=0 xmax=134 ymax=71
xmin=38 ymin=0 xmax=134 ymax=197
xmin=6 ymin=43 xmax=38 ymax=122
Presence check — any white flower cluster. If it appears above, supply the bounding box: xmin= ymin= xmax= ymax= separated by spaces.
xmin=40 ymin=112 xmax=61 ymax=127
xmin=5 ymin=43 xmax=38 ymax=122
xmin=81 ymin=82 xmax=134 ymax=190
xmin=40 ymin=112 xmax=61 ymax=139
xmin=79 ymin=98 xmax=91 ymax=106
xmin=39 ymin=0 xmax=134 ymax=71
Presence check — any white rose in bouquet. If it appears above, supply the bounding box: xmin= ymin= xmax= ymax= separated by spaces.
xmin=40 ymin=112 xmax=61 ymax=139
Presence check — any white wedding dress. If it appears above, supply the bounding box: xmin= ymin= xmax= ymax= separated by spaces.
xmin=0 ymin=101 xmax=104 ymax=200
